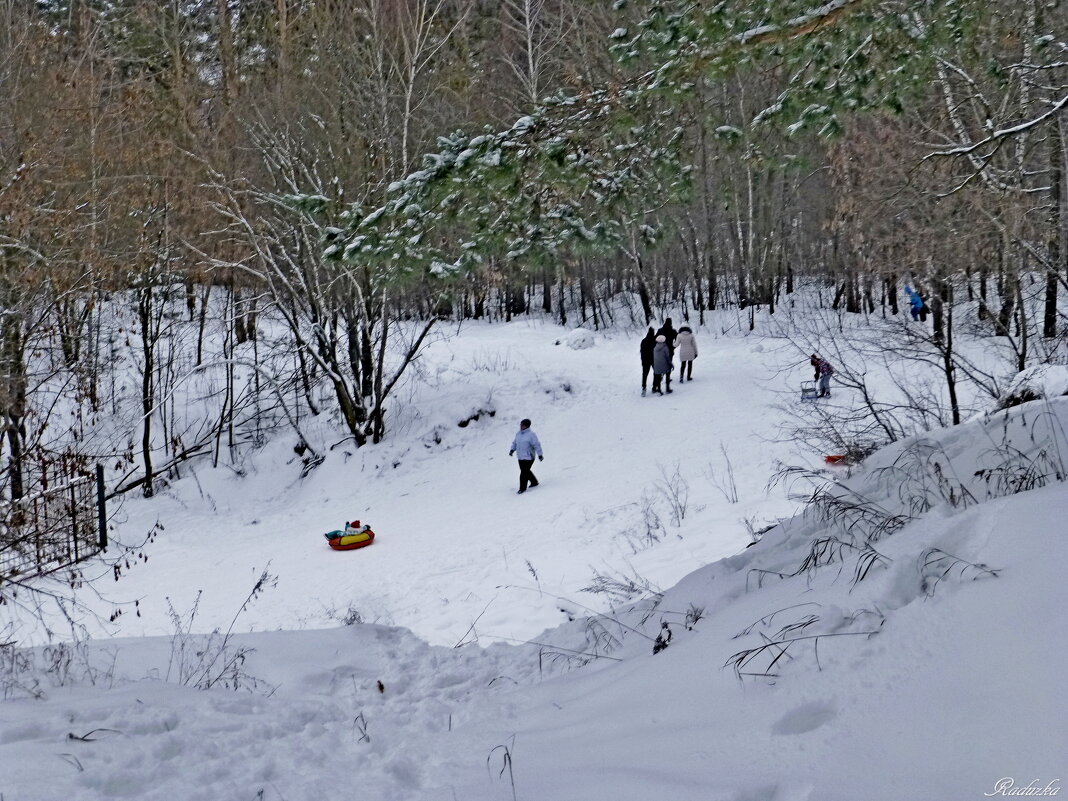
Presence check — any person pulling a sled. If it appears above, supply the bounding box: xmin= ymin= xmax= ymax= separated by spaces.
xmin=509 ymin=418 xmax=544 ymax=494
xmin=810 ymin=354 xmax=835 ymax=398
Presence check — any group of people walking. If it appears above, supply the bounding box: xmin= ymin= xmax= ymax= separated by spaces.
xmin=509 ymin=321 xmax=839 ymax=494
xmin=639 ymin=318 xmax=698 ymax=396
xmin=507 ymin=319 xmax=698 ymax=494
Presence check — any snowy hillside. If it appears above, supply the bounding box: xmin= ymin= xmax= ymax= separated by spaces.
xmin=40 ymin=319 xmax=810 ymax=647
xmin=2 ymin=323 xmax=1066 ymax=801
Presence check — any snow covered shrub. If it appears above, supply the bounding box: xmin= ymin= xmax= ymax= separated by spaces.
xmin=975 ymin=405 xmax=1067 ymax=497
xmin=743 ymin=517 xmax=777 ymax=546
xmin=564 ymin=327 xmax=595 ymax=350
xmin=619 ymin=490 xmax=663 ymax=553
xmin=654 ymin=462 xmax=689 ymax=526
xmin=469 ymin=349 xmax=516 ymax=373
xmin=996 ymin=365 xmax=1068 ymax=410
xmin=869 ymin=440 xmax=977 ymax=516
xmin=353 ymin=711 xmax=370 ymax=743
xmin=683 ymin=603 xmax=705 ymax=630
xmin=0 ymin=642 xmax=42 ymax=700
xmin=773 ymin=466 xmax=910 ymax=546
xmin=747 ymin=535 xmax=892 ymax=592
xmin=975 ymin=444 xmax=1065 ymax=496
xmin=725 ymin=606 xmax=883 ymax=680
xmin=457 ymin=407 xmax=496 ymax=427
xmin=487 ymin=736 xmax=518 ymax=801
xmin=165 ymin=568 xmax=276 ymax=692
xmin=652 ymin=621 xmax=672 ymax=654
xmin=0 ymin=636 xmax=113 ymax=699
xmin=323 ymin=605 xmax=364 ymax=626
xmin=705 ymin=445 xmax=739 ymax=504
xmin=918 ymin=548 xmax=999 ymax=597
xmin=581 ymin=567 xmax=661 ymax=606
xmin=584 ymin=618 xmax=623 ymax=656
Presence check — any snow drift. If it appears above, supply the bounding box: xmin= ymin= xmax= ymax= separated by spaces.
xmin=3 ymin=383 xmax=1065 ymax=800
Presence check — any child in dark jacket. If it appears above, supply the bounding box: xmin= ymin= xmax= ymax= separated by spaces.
xmin=810 ymin=354 xmax=835 ymax=398
xmin=652 ymin=336 xmax=673 ymax=395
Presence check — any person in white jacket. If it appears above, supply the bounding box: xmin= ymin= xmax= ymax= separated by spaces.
xmin=508 ymin=419 xmax=544 ymax=494
xmin=675 ymin=326 xmax=698 ymax=382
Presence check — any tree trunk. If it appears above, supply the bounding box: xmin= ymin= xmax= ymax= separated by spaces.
xmin=978 ymin=257 xmax=989 ymax=321
xmin=1015 ymin=273 xmax=1027 ymax=372
xmin=708 ymin=249 xmax=718 ymax=310
xmin=557 ymin=278 xmax=566 ymax=326
xmin=943 ymin=300 xmax=960 ymax=425
xmin=196 ymin=283 xmax=211 ymax=366
xmin=359 ymin=319 xmax=374 ymax=399
xmin=633 ymin=253 xmax=654 ymax=323
xmin=886 ymin=274 xmax=899 ymax=315
xmin=1044 ymin=116 xmax=1062 ymax=338
xmin=138 ymin=286 xmax=155 ymax=498
xmin=0 ymin=307 xmax=26 ymax=502
xmin=372 ymin=315 xmax=388 ymax=444
xmin=185 ymin=279 xmax=196 ymax=321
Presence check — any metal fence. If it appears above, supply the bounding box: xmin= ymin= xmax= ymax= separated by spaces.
xmin=0 ymin=464 xmax=107 ymax=583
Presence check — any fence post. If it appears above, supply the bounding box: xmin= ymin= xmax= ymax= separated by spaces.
xmin=96 ymin=464 xmax=107 ymax=551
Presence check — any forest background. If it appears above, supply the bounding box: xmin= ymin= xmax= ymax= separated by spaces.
xmin=1 ymin=0 xmax=1066 ymax=570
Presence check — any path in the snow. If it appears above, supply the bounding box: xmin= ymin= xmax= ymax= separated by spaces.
xmin=81 ymin=322 xmax=806 ymax=646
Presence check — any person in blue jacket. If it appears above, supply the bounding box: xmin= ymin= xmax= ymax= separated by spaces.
xmin=508 ymin=418 xmax=544 ymax=494
xmin=904 ymin=285 xmax=927 ymax=322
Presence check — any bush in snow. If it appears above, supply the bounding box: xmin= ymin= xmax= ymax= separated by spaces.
xmin=165 ymin=567 xmax=276 ymax=692
xmin=564 ymin=328 xmax=595 ymax=350
xmin=996 ymin=365 xmax=1068 ymax=410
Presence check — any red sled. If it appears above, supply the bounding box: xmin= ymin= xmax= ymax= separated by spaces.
xmin=824 ymin=454 xmax=849 ymax=465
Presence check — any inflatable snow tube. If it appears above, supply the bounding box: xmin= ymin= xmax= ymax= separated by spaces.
xmin=325 ymin=528 xmax=375 ymax=551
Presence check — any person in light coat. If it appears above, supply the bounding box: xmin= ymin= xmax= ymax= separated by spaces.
xmin=508 ymin=418 xmax=544 ymax=494
xmin=674 ymin=326 xmax=698 ymax=382
xmin=651 ymin=335 xmax=673 ymax=395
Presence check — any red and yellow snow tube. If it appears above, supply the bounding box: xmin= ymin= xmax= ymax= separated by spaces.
xmin=325 ymin=528 xmax=375 ymax=551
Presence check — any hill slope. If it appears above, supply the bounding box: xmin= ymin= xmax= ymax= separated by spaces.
xmin=2 ymin=324 xmax=1065 ymax=801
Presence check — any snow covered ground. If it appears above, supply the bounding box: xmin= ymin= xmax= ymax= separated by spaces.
xmin=2 ymin=318 xmax=1066 ymax=801
xmin=62 ymin=318 xmax=810 ymax=647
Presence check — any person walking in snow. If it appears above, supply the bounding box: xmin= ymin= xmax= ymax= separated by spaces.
xmin=508 ymin=418 xmax=544 ymax=494
xmin=640 ymin=327 xmax=657 ymax=396
xmin=656 ymin=318 xmax=678 ymax=359
xmin=675 ymin=325 xmax=698 ymax=382
xmin=652 ymin=335 xmax=673 ymax=395
xmin=904 ymin=285 xmax=927 ymax=322
xmin=810 ymin=353 xmax=835 ymax=398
